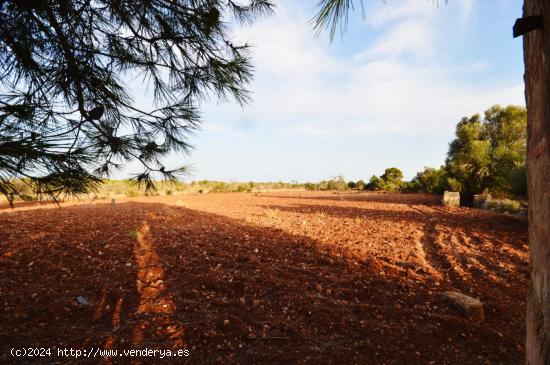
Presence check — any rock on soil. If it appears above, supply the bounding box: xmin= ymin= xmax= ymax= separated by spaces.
xmin=439 ymin=291 xmax=485 ymax=323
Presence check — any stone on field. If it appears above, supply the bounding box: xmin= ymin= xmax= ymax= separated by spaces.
xmin=442 ymin=191 xmax=460 ymax=207
xmin=439 ymin=291 xmax=484 ymax=323
xmin=75 ymin=296 xmax=92 ymax=306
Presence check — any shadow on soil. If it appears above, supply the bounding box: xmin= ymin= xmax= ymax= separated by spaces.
xmin=0 ymin=200 xmax=526 ymax=364
xmin=257 ymin=192 xmax=441 ymax=206
xmin=263 ymin=202 xmax=528 ymax=298
xmin=260 ymin=201 xmax=525 ymax=230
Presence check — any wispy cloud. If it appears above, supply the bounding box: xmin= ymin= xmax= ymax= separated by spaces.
xmin=202 ymin=0 xmax=523 ymax=140
xmin=169 ymin=0 xmax=526 ymax=181
xmin=366 ymin=0 xmax=434 ymax=27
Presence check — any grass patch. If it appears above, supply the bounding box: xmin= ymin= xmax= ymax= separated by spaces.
xmin=266 ymin=208 xmax=279 ymax=219
xmin=487 ymin=199 xmax=523 ymax=214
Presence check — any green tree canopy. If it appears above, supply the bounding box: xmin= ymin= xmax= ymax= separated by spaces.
xmin=366 ymin=175 xmax=382 ymax=191
xmin=408 ymin=166 xmax=447 ymax=194
xmin=0 ymin=0 xmax=273 ymax=205
xmin=381 ymin=167 xmax=404 ymax=185
xmin=327 ymin=175 xmax=348 ymax=191
xmin=365 ymin=168 xmax=404 ymax=192
xmin=446 ymin=105 xmax=527 ymax=198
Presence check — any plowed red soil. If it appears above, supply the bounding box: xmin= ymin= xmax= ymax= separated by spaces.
xmin=0 ymin=192 xmax=528 ymax=364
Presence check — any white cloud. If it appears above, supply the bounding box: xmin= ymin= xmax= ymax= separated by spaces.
xmin=366 ymin=0 xmax=434 ymax=27
xmin=459 ymin=0 xmax=475 ymax=24
xmin=202 ymin=0 xmax=524 ymax=139
xmin=359 ymin=19 xmax=434 ymax=60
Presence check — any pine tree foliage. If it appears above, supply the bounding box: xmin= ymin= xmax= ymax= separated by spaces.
xmin=0 ymin=0 xmax=273 ymax=205
xmin=312 ymin=0 xmax=364 ymax=40
xmin=445 ymin=105 xmax=527 ymax=197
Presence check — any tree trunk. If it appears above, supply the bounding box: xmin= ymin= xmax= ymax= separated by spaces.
xmin=523 ymin=1 xmax=550 ymax=363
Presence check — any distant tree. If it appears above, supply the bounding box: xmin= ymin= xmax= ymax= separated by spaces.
xmin=381 ymin=168 xmax=403 ymax=185
xmin=356 ymin=179 xmax=366 ymax=190
xmin=364 ymin=168 xmax=404 ymax=192
xmin=366 ymin=175 xmax=382 ymax=191
xmin=0 ymin=0 xmax=273 ymax=205
xmin=327 ymin=175 xmax=347 ymax=191
xmin=319 ymin=180 xmax=329 ymax=190
xmin=373 ymin=167 xmax=403 ymax=192
xmin=347 ymin=181 xmax=357 ymax=189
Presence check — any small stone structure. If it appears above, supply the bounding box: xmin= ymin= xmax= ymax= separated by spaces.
xmin=442 ymin=191 xmax=460 ymax=207
xmin=473 ymin=194 xmax=491 ymax=209
xmin=439 ymin=291 xmax=484 ymax=323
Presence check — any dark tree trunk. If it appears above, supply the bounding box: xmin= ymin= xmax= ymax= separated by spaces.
xmin=523 ymin=1 xmax=550 ymax=363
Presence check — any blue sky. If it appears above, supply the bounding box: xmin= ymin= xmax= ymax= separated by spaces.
xmin=130 ymin=0 xmax=525 ymax=182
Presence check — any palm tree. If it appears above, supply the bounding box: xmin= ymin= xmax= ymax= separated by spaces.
xmin=310 ymin=1 xmax=550 ymax=363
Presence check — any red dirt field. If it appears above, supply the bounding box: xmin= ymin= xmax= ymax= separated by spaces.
xmin=0 ymin=191 xmax=528 ymax=364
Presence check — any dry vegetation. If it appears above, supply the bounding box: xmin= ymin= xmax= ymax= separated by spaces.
xmin=0 ymin=192 xmax=528 ymax=364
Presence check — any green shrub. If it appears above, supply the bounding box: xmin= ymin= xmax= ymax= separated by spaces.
xmin=318 ymin=180 xmax=329 ymax=190
xmin=487 ymin=199 xmax=522 ymax=214
xmin=366 ymin=175 xmax=383 ymax=191
xmin=20 ymin=194 xmax=34 ymax=201
xmin=365 ymin=168 xmax=404 ymax=192
xmin=166 ymin=190 xmax=173 ymax=195
xmin=125 ymin=190 xmax=139 ymax=197
xmin=500 ymin=199 xmax=522 ymax=214
xmin=237 ymin=185 xmax=251 ymax=192
xmin=381 ymin=181 xmax=401 ymax=192
xmin=304 ymin=183 xmax=317 ymax=190
xmin=401 ymin=181 xmax=421 ymax=193
xmin=409 ymin=166 xmax=448 ymax=194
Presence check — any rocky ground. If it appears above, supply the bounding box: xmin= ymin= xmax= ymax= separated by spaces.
xmin=0 ymin=191 xmax=528 ymax=364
